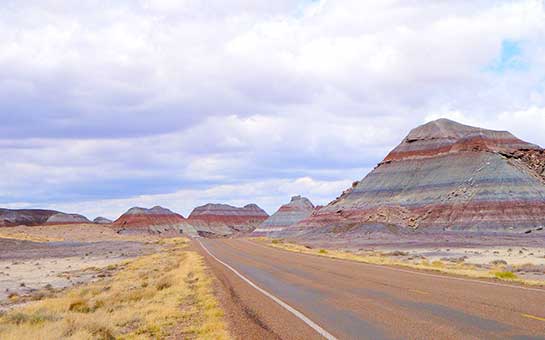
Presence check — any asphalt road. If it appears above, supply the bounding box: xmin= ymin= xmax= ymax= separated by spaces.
xmin=197 ymin=238 xmax=545 ymax=340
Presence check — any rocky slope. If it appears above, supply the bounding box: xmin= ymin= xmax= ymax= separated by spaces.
xmin=93 ymin=217 xmax=113 ymax=224
xmin=253 ymin=196 xmax=314 ymax=236
xmin=112 ymin=206 xmax=186 ymax=235
xmin=45 ymin=213 xmax=91 ymax=224
xmin=0 ymin=209 xmax=91 ymax=227
xmin=292 ymin=118 xmax=545 ymax=236
xmin=187 ymin=203 xmax=268 ymax=236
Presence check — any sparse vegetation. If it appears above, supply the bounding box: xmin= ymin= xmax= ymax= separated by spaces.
xmin=0 ymin=238 xmax=229 ymax=340
xmin=490 ymin=259 xmax=508 ymax=266
xmin=259 ymin=238 xmax=545 ymax=286
xmin=494 ymin=271 xmax=518 ymax=280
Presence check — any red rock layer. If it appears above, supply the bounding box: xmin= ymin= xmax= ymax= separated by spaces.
xmin=112 ymin=206 xmax=186 ymax=235
xmin=113 ymin=213 xmax=185 ymax=229
xmin=293 ymin=119 xmax=545 ymax=236
xmin=187 ymin=203 xmax=269 ymax=234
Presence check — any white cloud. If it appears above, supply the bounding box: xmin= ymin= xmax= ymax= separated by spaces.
xmin=5 ymin=176 xmax=352 ymax=220
xmin=2 ymin=0 xmax=545 ymax=214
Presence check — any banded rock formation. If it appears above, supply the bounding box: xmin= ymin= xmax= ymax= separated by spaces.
xmin=253 ymin=196 xmax=314 ymax=236
xmin=0 ymin=208 xmax=91 ymax=227
xmin=187 ymin=203 xmax=268 ymax=236
xmin=46 ymin=213 xmax=91 ymax=224
xmin=294 ymin=118 xmax=545 ymax=236
xmin=113 ymin=206 xmax=185 ymax=235
xmin=93 ymin=217 xmax=113 ymax=224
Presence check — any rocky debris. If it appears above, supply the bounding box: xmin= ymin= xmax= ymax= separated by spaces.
xmin=0 ymin=209 xmax=90 ymax=227
xmin=292 ymin=118 xmax=545 ymax=237
xmin=112 ymin=206 xmax=186 ymax=235
xmin=253 ymin=196 xmax=314 ymax=236
xmin=187 ymin=203 xmax=268 ymax=236
xmin=93 ymin=217 xmax=113 ymax=224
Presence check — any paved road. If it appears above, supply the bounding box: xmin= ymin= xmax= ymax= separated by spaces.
xmin=197 ymin=238 xmax=545 ymax=340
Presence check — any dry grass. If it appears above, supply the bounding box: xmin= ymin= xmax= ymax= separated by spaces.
xmin=0 ymin=224 xmax=159 ymax=243
xmin=0 ymin=233 xmax=63 ymax=243
xmin=257 ymin=238 xmax=545 ymax=286
xmin=0 ymin=238 xmax=230 ymax=340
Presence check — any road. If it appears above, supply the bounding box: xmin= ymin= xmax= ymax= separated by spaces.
xmin=196 ymin=238 xmax=545 ymax=340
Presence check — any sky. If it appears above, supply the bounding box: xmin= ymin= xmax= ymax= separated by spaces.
xmin=2 ymin=0 xmax=545 ymax=220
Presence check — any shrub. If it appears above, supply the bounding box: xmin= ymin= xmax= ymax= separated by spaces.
xmin=431 ymin=261 xmax=445 ymax=268
xmin=490 ymin=259 xmax=508 ymax=266
xmin=495 ymin=271 xmax=517 ymax=280
xmin=69 ymin=299 xmax=91 ymax=313
xmin=271 ymin=239 xmax=282 ymax=244
xmin=318 ymin=249 xmax=328 ymax=254
xmin=155 ymin=276 xmax=173 ymax=291
xmin=513 ymin=263 xmax=545 ymax=273
xmin=386 ymin=250 xmax=409 ymax=256
xmin=7 ymin=311 xmax=58 ymax=325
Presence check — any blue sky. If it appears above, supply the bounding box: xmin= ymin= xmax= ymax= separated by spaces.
xmin=2 ymin=0 xmax=545 ymax=219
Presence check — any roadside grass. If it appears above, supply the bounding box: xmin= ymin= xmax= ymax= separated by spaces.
xmin=0 ymin=238 xmax=230 ymax=340
xmin=494 ymin=271 xmax=518 ymax=280
xmin=256 ymin=238 xmax=544 ymax=286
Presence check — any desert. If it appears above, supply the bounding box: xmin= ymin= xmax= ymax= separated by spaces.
xmin=3 ymin=2 xmax=545 ymax=338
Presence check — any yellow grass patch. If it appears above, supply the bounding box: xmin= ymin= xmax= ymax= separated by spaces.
xmin=255 ymin=238 xmax=545 ymax=287
xmin=0 ymin=238 xmax=230 ymax=339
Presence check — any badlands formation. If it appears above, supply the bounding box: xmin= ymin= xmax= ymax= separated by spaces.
xmin=291 ymin=119 xmax=545 ymax=237
xmin=0 ymin=208 xmax=91 ymax=227
xmin=253 ymin=196 xmax=315 ymax=236
xmin=93 ymin=216 xmax=113 ymax=224
xmin=186 ymin=203 xmax=268 ymax=237
xmin=112 ymin=206 xmax=186 ymax=235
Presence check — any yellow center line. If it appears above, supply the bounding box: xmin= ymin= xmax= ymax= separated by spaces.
xmin=521 ymin=313 xmax=545 ymax=322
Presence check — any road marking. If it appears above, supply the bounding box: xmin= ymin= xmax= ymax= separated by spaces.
xmin=410 ymin=289 xmax=429 ymax=295
xmin=521 ymin=313 xmax=545 ymax=322
xmin=247 ymin=240 xmax=545 ymax=294
xmin=197 ymin=239 xmax=338 ymax=340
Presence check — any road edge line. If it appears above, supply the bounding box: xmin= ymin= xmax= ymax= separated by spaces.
xmin=197 ymin=239 xmax=338 ymax=340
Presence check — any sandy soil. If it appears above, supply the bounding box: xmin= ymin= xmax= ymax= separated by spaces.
xmin=291 ymin=233 xmax=545 ymax=282
xmin=0 ymin=225 xmax=161 ymax=311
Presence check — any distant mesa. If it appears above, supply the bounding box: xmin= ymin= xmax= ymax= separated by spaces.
xmin=187 ymin=203 xmax=269 ymax=237
xmin=253 ymin=196 xmax=314 ymax=236
xmin=0 ymin=208 xmax=91 ymax=227
xmin=113 ymin=206 xmax=186 ymax=235
xmin=290 ymin=118 xmax=545 ymax=237
xmin=93 ymin=217 xmax=113 ymax=224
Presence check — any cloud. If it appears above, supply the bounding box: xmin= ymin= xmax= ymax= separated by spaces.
xmin=2 ymin=176 xmax=352 ymax=220
xmin=2 ymin=0 xmax=545 ymax=217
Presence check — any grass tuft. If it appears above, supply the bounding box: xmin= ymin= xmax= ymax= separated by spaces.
xmin=0 ymin=237 xmax=230 ymax=339
xmin=494 ymin=271 xmax=518 ymax=280
xmin=259 ymin=238 xmax=544 ymax=286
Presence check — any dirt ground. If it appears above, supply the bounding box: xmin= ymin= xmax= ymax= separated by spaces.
xmin=0 ymin=224 xmax=161 ymax=311
xmin=291 ymin=233 xmax=545 ymax=282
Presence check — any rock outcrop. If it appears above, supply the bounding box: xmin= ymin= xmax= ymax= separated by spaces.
xmin=112 ymin=206 xmax=186 ymax=235
xmin=253 ymin=196 xmax=314 ymax=236
xmin=46 ymin=213 xmax=91 ymax=224
xmin=93 ymin=217 xmax=113 ymax=224
xmin=293 ymin=118 xmax=545 ymax=236
xmin=0 ymin=208 xmax=91 ymax=227
xmin=187 ymin=203 xmax=268 ymax=236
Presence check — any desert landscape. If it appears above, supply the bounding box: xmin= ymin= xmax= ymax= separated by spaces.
xmin=3 ymin=1 xmax=545 ymax=339
xmin=1 ymin=119 xmax=545 ymax=339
